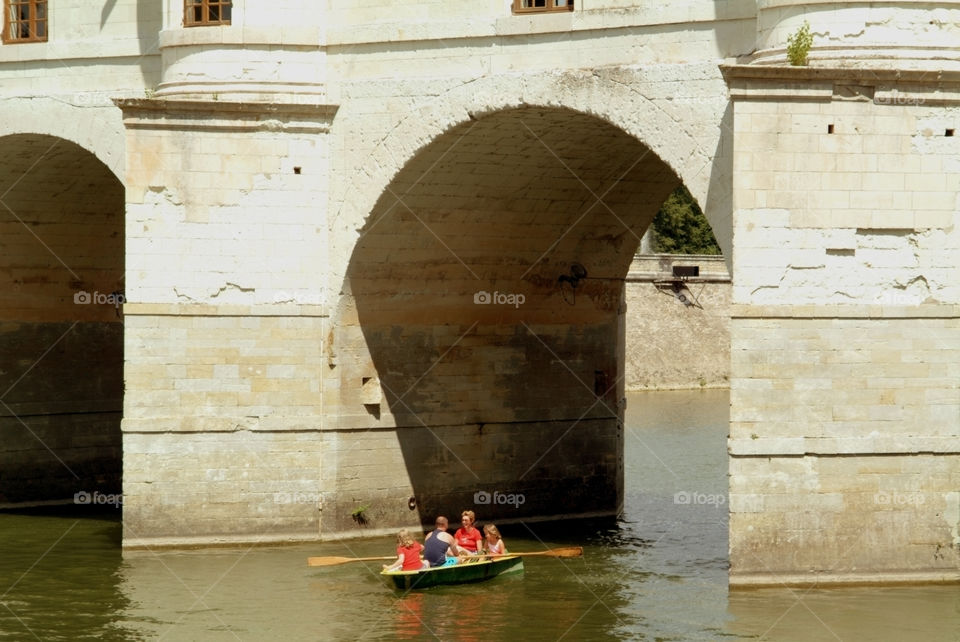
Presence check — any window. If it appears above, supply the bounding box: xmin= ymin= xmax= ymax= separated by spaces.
xmin=2 ymin=0 xmax=47 ymax=43
xmin=513 ymin=0 xmax=573 ymax=13
xmin=184 ymin=0 xmax=232 ymax=27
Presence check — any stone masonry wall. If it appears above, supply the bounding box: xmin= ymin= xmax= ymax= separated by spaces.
xmin=117 ymin=99 xmax=334 ymax=544
xmin=726 ymin=66 xmax=960 ymax=585
xmin=625 ymin=254 xmax=730 ymax=390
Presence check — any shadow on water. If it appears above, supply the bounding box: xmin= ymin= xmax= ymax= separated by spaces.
xmin=3 ymin=391 xmax=960 ymax=640
xmin=0 ymin=504 xmax=137 ymax=641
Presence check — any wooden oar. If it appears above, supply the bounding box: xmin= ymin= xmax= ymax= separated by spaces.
xmin=307 ymin=555 xmax=397 ymax=567
xmin=494 ymin=546 xmax=583 ymax=559
xmin=307 ymin=546 xmax=582 ymax=567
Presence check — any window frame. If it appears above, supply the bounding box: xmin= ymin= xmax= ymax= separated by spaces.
xmin=2 ymin=0 xmax=48 ymax=44
xmin=512 ymin=0 xmax=574 ymax=14
xmin=183 ymin=0 xmax=232 ymax=28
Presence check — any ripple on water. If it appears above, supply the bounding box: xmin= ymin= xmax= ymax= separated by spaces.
xmin=3 ymin=391 xmax=959 ymax=641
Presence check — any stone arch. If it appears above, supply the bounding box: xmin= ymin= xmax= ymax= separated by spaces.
xmin=0 ymin=99 xmax=125 ymax=182
xmin=331 ymin=67 xmax=731 ymax=287
xmin=326 ymin=77 xmax=730 ymax=529
xmin=0 ymin=132 xmax=125 ymax=504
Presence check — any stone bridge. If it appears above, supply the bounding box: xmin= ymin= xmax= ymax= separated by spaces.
xmin=0 ymin=1 xmax=957 ymax=585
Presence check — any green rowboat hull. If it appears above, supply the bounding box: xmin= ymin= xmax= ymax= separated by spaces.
xmin=381 ymin=555 xmax=524 ymax=590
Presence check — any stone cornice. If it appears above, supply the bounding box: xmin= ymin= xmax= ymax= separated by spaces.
xmin=721 ymin=64 xmax=960 ymax=84
xmin=721 ymin=64 xmax=960 ymax=105
xmin=113 ymin=98 xmax=339 ymax=133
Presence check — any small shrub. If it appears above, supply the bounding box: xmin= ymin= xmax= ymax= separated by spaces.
xmin=787 ymin=20 xmax=814 ymax=66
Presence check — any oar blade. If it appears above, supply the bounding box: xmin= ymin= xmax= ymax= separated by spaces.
xmin=506 ymin=546 xmax=583 ymax=559
xmin=307 ymin=554 xmax=395 ymax=566
xmin=307 ymin=556 xmax=356 ymax=567
xmin=546 ymin=546 xmax=583 ymax=558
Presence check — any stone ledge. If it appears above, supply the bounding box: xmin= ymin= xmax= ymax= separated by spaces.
xmin=722 ymin=64 xmax=960 ymax=85
xmin=729 ymin=436 xmax=960 ymax=456
xmin=730 ymin=304 xmax=960 ymax=319
xmin=122 ymin=416 xmax=326 ymax=433
xmin=122 ymin=531 xmax=322 ymax=551
xmin=730 ymin=569 xmax=960 ymax=589
xmin=329 ymin=414 xmax=619 ymax=431
xmin=723 ymin=64 xmax=960 ymax=106
xmin=114 ymin=98 xmax=338 ymax=133
xmin=627 ymin=253 xmax=731 ymax=283
xmin=122 ymin=303 xmax=328 ymax=317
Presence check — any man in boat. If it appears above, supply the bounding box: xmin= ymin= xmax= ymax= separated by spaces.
xmin=423 ymin=516 xmax=461 ymax=567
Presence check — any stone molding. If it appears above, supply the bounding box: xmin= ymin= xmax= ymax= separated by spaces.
xmin=121 ymin=416 xmax=327 ymax=433
xmin=122 ymin=303 xmax=327 ymax=317
xmin=731 ymin=304 xmax=960 ymax=319
xmin=722 ymin=65 xmax=960 ymax=106
xmin=113 ymin=98 xmax=339 ymax=134
xmin=731 ymin=568 xmax=960 ymax=588
xmin=729 ymin=436 xmax=960 ymax=457
xmin=626 ymin=253 xmax=730 ymax=283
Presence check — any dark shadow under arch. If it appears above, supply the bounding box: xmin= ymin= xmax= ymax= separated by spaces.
xmin=0 ymin=134 xmax=125 ymax=505
xmin=332 ymin=106 xmax=694 ymax=530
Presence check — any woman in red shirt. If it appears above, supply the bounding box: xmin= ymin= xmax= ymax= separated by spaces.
xmin=454 ymin=510 xmax=483 ymax=555
xmin=383 ymin=529 xmax=427 ymax=571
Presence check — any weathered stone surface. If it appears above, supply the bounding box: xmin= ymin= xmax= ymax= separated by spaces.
xmin=0 ymin=1 xmax=957 ymax=587
xmin=625 ymin=255 xmax=730 ymax=390
xmin=726 ymin=63 xmax=960 ymax=585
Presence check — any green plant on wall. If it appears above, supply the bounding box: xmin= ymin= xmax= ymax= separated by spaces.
xmin=351 ymin=504 xmax=370 ymax=526
xmin=786 ymin=20 xmax=814 ymax=66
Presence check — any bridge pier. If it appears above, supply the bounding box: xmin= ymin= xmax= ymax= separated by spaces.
xmin=725 ymin=66 xmax=960 ymax=585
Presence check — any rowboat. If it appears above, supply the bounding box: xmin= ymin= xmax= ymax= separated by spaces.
xmin=381 ymin=555 xmax=524 ymax=590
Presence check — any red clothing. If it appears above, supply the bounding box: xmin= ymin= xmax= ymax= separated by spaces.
xmin=454 ymin=526 xmax=482 ymax=553
xmin=397 ymin=542 xmax=423 ymax=571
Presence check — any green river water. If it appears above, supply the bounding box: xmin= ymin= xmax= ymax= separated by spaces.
xmin=1 ymin=390 xmax=958 ymax=641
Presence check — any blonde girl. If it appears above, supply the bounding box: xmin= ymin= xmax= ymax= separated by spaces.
xmin=383 ymin=528 xmax=427 ymax=571
xmin=483 ymin=524 xmax=506 ymax=557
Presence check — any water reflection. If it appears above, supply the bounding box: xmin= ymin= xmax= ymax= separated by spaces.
xmin=0 ymin=506 xmax=136 ymax=642
xmin=728 ymin=586 xmax=960 ymax=642
xmin=3 ymin=391 xmax=960 ymax=640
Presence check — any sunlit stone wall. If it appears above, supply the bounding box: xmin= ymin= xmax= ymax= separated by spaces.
xmin=624 ymin=255 xmax=731 ymax=391
xmin=726 ymin=65 xmax=960 ymax=585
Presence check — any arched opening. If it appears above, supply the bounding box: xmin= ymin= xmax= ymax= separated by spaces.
xmin=338 ymin=106 xmax=690 ymax=528
xmin=0 ymin=134 xmax=124 ymax=505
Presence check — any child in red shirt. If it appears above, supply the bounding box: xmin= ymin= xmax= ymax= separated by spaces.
xmin=383 ymin=529 xmax=427 ymax=571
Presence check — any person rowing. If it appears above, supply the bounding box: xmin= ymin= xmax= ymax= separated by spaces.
xmin=383 ymin=528 xmax=428 ymax=572
xmin=423 ymin=516 xmax=461 ymax=567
